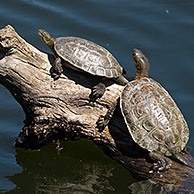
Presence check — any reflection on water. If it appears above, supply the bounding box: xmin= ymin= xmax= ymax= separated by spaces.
xmin=129 ymin=179 xmax=178 ymax=194
xmin=6 ymin=140 xmax=134 ymax=194
xmin=35 ymin=165 xmax=114 ymax=194
xmin=1 ymin=0 xmax=194 ymax=193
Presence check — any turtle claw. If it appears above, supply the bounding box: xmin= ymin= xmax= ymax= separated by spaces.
xmin=96 ymin=115 xmax=107 ymax=132
xmin=51 ymin=72 xmax=61 ymax=80
xmin=151 ymin=160 xmax=171 ymax=172
xmin=149 ymin=152 xmax=172 ymax=173
xmin=90 ymin=83 xmax=106 ymax=100
xmin=96 ymin=108 xmax=115 ymax=132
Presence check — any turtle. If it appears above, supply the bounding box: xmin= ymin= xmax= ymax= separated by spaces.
xmin=38 ymin=29 xmax=129 ymax=100
xmin=97 ymin=48 xmax=189 ymax=172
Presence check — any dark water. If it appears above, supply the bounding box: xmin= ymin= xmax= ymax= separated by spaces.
xmin=0 ymin=0 xmax=194 ymax=193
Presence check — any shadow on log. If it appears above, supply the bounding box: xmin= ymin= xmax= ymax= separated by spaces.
xmin=0 ymin=25 xmax=193 ymax=193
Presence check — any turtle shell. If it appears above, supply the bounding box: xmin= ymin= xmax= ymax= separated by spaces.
xmin=120 ymin=77 xmax=189 ymax=156
xmin=54 ymin=37 xmax=123 ymax=78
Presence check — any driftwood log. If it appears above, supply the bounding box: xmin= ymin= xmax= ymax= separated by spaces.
xmin=0 ymin=25 xmax=193 ymax=193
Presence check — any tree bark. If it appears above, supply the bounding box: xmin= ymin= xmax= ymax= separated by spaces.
xmin=0 ymin=25 xmax=193 ymax=193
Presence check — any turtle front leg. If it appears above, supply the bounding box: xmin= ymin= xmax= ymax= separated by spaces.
xmin=96 ymin=103 xmax=117 ymax=132
xmin=149 ymin=152 xmax=172 ymax=173
xmin=51 ymin=57 xmax=63 ymax=80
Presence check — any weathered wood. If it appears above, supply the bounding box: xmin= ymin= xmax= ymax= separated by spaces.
xmin=0 ymin=25 xmax=193 ymax=193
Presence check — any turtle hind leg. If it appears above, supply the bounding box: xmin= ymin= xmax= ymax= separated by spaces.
xmin=51 ymin=57 xmax=63 ymax=80
xmin=89 ymin=82 xmax=106 ymax=101
xmin=149 ymin=152 xmax=172 ymax=173
xmin=114 ymin=75 xmax=129 ymax=86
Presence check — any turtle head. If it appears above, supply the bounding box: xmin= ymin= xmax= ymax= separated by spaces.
xmin=132 ymin=48 xmax=150 ymax=79
xmin=38 ymin=29 xmax=56 ymax=50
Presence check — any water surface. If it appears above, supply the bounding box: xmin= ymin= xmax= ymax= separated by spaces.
xmin=0 ymin=0 xmax=194 ymax=193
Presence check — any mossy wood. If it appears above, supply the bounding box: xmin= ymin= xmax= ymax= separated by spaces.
xmin=0 ymin=25 xmax=193 ymax=193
